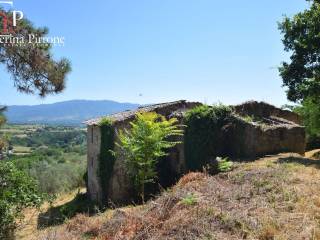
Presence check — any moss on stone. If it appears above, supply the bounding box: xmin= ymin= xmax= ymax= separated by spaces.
xmin=98 ymin=118 xmax=115 ymax=203
xmin=184 ymin=104 xmax=232 ymax=171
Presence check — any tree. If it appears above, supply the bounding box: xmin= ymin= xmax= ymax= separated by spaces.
xmin=0 ymin=162 xmax=44 ymax=239
xmin=278 ymin=0 xmax=320 ymax=102
xmin=0 ymin=107 xmax=7 ymax=155
xmin=0 ymin=106 xmax=6 ymax=125
xmin=293 ymin=97 xmax=320 ymax=149
xmin=0 ymin=105 xmax=44 ymax=240
xmin=0 ymin=9 xmax=71 ymax=97
xmin=117 ymin=112 xmax=183 ymax=203
xmin=0 ymin=10 xmax=68 ymax=238
xmin=295 ymin=98 xmax=320 ymax=136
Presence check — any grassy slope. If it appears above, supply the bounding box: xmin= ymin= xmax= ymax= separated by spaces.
xmin=16 ymin=189 xmax=87 ymax=240
xmin=23 ymin=151 xmax=320 ymax=240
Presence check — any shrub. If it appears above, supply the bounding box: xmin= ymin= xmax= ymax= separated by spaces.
xmin=306 ymin=135 xmax=320 ymax=150
xmin=184 ymin=104 xmax=232 ymax=171
xmin=241 ymin=115 xmax=254 ymax=123
xmin=180 ymin=194 xmax=197 ymax=206
xmin=294 ymin=98 xmax=320 ymax=150
xmin=117 ymin=112 xmax=183 ymax=202
xmin=203 ymin=157 xmax=234 ymax=175
xmin=217 ymin=157 xmax=233 ymax=172
xmin=0 ymin=162 xmax=44 ymax=239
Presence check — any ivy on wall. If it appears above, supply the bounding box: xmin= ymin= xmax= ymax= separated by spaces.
xmin=98 ymin=118 xmax=115 ymax=203
xmin=184 ymin=104 xmax=232 ymax=171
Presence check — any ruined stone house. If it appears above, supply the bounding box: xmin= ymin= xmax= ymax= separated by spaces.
xmin=85 ymin=100 xmax=305 ymax=205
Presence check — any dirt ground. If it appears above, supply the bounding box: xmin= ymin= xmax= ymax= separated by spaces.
xmin=17 ymin=150 xmax=320 ymax=240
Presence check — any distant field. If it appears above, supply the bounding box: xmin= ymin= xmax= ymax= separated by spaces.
xmin=0 ymin=124 xmax=86 ymax=135
xmin=0 ymin=124 xmax=40 ymax=135
xmin=2 ymin=124 xmax=88 ymax=195
xmin=13 ymin=146 xmax=32 ymax=155
xmin=1 ymin=125 xmax=41 ymax=156
xmin=1 ymin=124 xmax=41 ymax=130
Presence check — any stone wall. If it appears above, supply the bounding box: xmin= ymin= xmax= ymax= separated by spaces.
xmin=87 ymin=125 xmax=102 ymax=203
xmin=86 ymin=101 xmax=200 ymax=204
xmin=234 ymin=101 xmax=302 ymax=124
xmin=223 ymin=116 xmax=306 ymax=158
xmin=86 ymin=100 xmax=306 ymax=205
xmin=106 ymin=121 xmax=135 ymax=204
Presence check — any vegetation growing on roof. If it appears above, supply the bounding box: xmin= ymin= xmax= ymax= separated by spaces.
xmin=240 ymin=115 xmax=254 ymax=123
xmin=184 ymin=104 xmax=232 ymax=171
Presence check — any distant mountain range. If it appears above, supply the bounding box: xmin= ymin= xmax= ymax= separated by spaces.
xmin=5 ymin=100 xmax=140 ymax=125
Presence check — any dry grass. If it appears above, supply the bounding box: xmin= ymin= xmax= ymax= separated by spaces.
xmin=29 ymin=152 xmax=320 ymax=239
xmin=15 ymin=189 xmax=87 ymax=240
xmin=305 ymin=149 xmax=320 ymax=160
xmin=38 ymin=214 xmax=103 ymax=240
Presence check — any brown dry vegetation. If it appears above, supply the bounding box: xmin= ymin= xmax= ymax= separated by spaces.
xmin=20 ymin=151 xmax=320 ymax=240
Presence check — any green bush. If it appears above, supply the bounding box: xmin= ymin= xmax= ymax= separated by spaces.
xmin=180 ymin=194 xmax=197 ymax=206
xmin=203 ymin=156 xmax=234 ymax=175
xmin=0 ymin=162 xmax=44 ymax=239
xmin=294 ymin=98 xmax=320 ymax=150
xmin=117 ymin=112 xmax=183 ymax=202
xmin=217 ymin=157 xmax=233 ymax=172
xmin=184 ymin=104 xmax=232 ymax=171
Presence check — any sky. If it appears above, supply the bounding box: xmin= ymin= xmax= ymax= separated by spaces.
xmin=0 ymin=0 xmax=309 ymax=106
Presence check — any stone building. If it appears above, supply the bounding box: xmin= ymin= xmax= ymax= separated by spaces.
xmin=85 ymin=100 xmax=200 ymax=204
xmin=225 ymin=101 xmax=305 ymax=158
xmin=85 ymin=100 xmax=305 ymax=205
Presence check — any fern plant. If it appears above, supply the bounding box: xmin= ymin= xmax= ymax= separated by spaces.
xmin=216 ymin=157 xmax=233 ymax=172
xmin=117 ymin=112 xmax=183 ymax=203
xmin=180 ymin=193 xmax=197 ymax=206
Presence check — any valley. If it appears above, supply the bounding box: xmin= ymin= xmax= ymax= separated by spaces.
xmin=0 ymin=124 xmax=87 ymax=194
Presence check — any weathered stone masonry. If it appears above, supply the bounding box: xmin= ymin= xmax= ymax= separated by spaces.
xmin=85 ymin=101 xmax=200 ymax=203
xmin=85 ymin=100 xmax=306 ymax=204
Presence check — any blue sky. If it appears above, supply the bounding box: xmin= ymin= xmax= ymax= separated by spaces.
xmin=0 ymin=0 xmax=309 ymax=106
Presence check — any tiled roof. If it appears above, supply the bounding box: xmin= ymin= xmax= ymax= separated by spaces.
xmin=85 ymin=100 xmax=187 ymax=126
